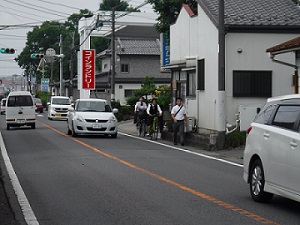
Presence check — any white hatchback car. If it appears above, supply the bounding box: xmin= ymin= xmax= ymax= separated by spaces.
xmin=48 ymin=96 xmax=72 ymax=120
xmin=244 ymin=94 xmax=300 ymax=203
xmin=67 ymin=99 xmax=118 ymax=138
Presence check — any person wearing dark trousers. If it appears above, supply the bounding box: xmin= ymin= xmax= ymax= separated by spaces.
xmin=171 ymin=97 xmax=188 ymax=146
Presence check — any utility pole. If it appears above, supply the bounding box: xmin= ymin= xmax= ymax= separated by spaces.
xmin=59 ymin=34 xmax=63 ymax=96
xmin=217 ymin=0 xmax=226 ymax=149
xmin=69 ymin=31 xmax=75 ymax=98
xmin=111 ymin=7 xmax=116 ymax=101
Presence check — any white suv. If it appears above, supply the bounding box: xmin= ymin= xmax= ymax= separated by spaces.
xmin=48 ymin=96 xmax=72 ymax=120
xmin=244 ymin=94 xmax=300 ymax=203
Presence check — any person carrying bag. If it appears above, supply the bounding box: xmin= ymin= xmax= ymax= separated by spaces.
xmin=171 ymin=97 xmax=187 ymax=146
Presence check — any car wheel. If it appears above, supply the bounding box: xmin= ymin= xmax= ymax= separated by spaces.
xmin=111 ymin=133 xmax=117 ymax=138
xmin=67 ymin=123 xmax=72 ymax=135
xmin=249 ymin=159 xmax=273 ymax=203
xmin=72 ymin=123 xmax=77 ymax=137
xmin=31 ymin=123 xmax=36 ymax=129
xmin=6 ymin=125 xmax=10 ymax=130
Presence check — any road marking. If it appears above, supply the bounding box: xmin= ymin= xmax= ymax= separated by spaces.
xmin=0 ymin=132 xmax=39 ymax=225
xmin=119 ymin=132 xmax=243 ymax=168
xmin=38 ymin=120 xmax=278 ymax=225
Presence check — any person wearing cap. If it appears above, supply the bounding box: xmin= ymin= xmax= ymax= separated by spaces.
xmin=171 ymin=97 xmax=187 ymax=146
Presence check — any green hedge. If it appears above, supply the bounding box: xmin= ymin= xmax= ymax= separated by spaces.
xmin=224 ymin=131 xmax=246 ymax=149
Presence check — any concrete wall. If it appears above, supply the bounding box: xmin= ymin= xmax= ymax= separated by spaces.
xmin=225 ymin=33 xmax=299 ymax=124
xmin=170 ymin=4 xmax=300 ymax=134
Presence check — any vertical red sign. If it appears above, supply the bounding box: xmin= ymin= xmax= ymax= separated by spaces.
xmin=82 ymin=49 xmax=95 ymax=90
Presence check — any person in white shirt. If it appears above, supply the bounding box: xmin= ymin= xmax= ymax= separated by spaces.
xmin=171 ymin=97 xmax=188 ymax=146
xmin=134 ymin=96 xmax=147 ymax=125
xmin=146 ymin=98 xmax=162 ymax=136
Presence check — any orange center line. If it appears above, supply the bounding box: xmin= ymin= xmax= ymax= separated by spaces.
xmin=38 ymin=120 xmax=280 ymax=225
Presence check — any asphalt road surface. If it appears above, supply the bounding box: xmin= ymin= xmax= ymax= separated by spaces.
xmin=1 ymin=113 xmax=300 ymax=225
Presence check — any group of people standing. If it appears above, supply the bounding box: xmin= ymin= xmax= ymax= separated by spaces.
xmin=134 ymin=96 xmax=187 ymax=146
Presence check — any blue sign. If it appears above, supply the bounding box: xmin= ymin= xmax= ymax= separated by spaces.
xmin=41 ymin=78 xmax=49 ymax=92
xmin=161 ymin=33 xmax=170 ymax=67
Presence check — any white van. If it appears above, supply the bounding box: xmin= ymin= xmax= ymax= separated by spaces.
xmin=6 ymin=91 xmax=36 ymax=130
xmin=48 ymin=96 xmax=72 ymax=120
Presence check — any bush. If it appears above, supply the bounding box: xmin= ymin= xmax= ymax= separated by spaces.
xmin=111 ymin=100 xmax=134 ymax=121
xmin=35 ymin=91 xmax=50 ymax=107
xmin=224 ymin=131 xmax=246 ymax=149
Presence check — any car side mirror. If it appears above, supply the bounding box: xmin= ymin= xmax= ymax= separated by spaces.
xmin=112 ymin=108 xmax=119 ymax=114
xmin=71 ymin=103 xmax=74 ymax=108
xmin=47 ymin=102 xmax=51 ymax=105
xmin=68 ymin=108 xmax=74 ymax=112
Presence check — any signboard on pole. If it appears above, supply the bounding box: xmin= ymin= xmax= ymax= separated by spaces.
xmin=82 ymin=49 xmax=95 ymax=90
xmin=41 ymin=78 xmax=49 ymax=92
xmin=161 ymin=33 xmax=170 ymax=67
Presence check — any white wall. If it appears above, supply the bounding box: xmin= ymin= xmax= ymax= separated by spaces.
xmin=225 ymin=33 xmax=299 ymax=124
xmin=115 ymin=83 xmax=142 ymax=105
xmin=170 ymin=5 xmax=219 ymax=132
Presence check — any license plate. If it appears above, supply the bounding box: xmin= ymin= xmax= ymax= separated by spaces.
xmin=56 ymin=114 xmax=62 ymax=117
xmin=93 ymin=124 xmax=102 ymax=129
xmin=17 ymin=120 xmax=25 ymax=124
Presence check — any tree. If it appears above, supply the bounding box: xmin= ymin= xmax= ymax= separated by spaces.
xmin=126 ymin=77 xmax=171 ymax=108
xmin=147 ymin=0 xmax=197 ymax=33
xmin=100 ymin=0 xmax=140 ymax=11
xmin=15 ymin=9 xmax=91 ymax=84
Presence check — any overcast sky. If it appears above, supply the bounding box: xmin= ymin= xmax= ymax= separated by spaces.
xmin=0 ymin=0 xmax=153 ymax=76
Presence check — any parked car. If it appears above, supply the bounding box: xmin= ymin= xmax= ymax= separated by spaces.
xmin=67 ymin=99 xmax=118 ymax=138
xmin=34 ymin=98 xmax=43 ymax=113
xmin=0 ymin=98 xmax=7 ymax=115
xmin=6 ymin=91 xmax=35 ymax=130
xmin=48 ymin=96 xmax=72 ymax=120
xmin=243 ymin=94 xmax=300 ymax=203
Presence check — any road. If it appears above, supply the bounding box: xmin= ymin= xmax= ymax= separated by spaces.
xmin=0 ymin=113 xmax=300 ymax=225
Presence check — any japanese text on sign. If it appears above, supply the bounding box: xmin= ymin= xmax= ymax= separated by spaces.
xmin=82 ymin=50 xmax=95 ymax=90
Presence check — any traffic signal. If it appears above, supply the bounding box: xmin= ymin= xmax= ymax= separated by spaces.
xmin=1 ymin=48 xmax=16 ymax=54
xmin=31 ymin=53 xmax=44 ymax=59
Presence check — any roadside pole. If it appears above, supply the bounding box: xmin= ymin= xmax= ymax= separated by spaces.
xmin=111 ymin=8 xmax=116 ymax=101
xmin=59 ymin=34 xmax=63 ymax=96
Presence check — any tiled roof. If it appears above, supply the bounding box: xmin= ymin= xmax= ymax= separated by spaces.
xmin=117 ymin=39 xmax=160 ymax=55
xmin=198 ymin=0 xmax=300 ymax=27
xmin=266 ymin=36 xmax=300 ymax=53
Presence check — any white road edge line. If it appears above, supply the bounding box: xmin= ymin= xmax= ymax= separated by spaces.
xmin=119 ymin=132 xmax=243 ymax=168
xmin=0 ymin=132 xmax=39 ymax=225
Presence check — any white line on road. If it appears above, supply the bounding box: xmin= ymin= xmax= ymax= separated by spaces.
xmin=0 ymin=132 xmax=39 ymax=225
xmin=119 ymin=132 xmax=243 ymax=168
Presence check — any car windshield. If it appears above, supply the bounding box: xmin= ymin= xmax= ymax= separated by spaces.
xmin=52 ymin=98 xmax=70 ymax=105
xmin=7 ymin=96 xmax=33 ymax=107
xmin=35 ymin=99 xmax=42 ymax=104
xmin=75 ymin=101 xmax=112 ymax=112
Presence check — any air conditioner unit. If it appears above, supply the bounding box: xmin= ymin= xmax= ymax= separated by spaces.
xmin=239 ymin=105 xmax=261 ymax=131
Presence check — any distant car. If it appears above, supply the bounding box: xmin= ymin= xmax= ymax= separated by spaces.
xmin=0 ymin=98 xmax=6 ymax=115
xmin=67 ymin=99 xmax=118 ymax=138
xmin=243 ymin=94 xmax=300 ymax=203
xmin=34 ymin=98 xmax=43 ymax=113
xmin=48 ymin=96 xmax=72 ymax=120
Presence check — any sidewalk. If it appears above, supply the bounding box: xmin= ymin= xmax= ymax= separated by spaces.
xmin=118 ymin=120 xmax=244 ymax=165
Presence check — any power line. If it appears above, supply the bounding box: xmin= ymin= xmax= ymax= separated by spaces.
xmin=0 ymin=3 xmax=53 ymax=21
xmin=29 ymin=0 xmax=83 ymax=11
xmin=0 ymin=34 xmax=26 ymax=38
xmin=3 ymin=0 xmax=68 ymax=17
xmin=0 ymin=8 xmax=46 ymax=23
xmin=18 ymin=0 xmax=71 ymax=16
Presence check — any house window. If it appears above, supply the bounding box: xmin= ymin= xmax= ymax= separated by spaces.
xmin=187 ymin=71 xmax=196 ymax=97
xmin=124 ymin=89 xmax=135 ymax=97
xmin=121 ymin=64 xmax=129 ymax=73
xmin=233 ymin=71 xmax=272 ymax=97
xmin=197 ymin=59 xmax=205 ymax=90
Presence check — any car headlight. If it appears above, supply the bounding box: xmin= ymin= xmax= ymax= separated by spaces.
xmin=108 ymin=116 xmax=117 ymax=123
xmin=75 ymin=115 xmax=84 ymax=122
